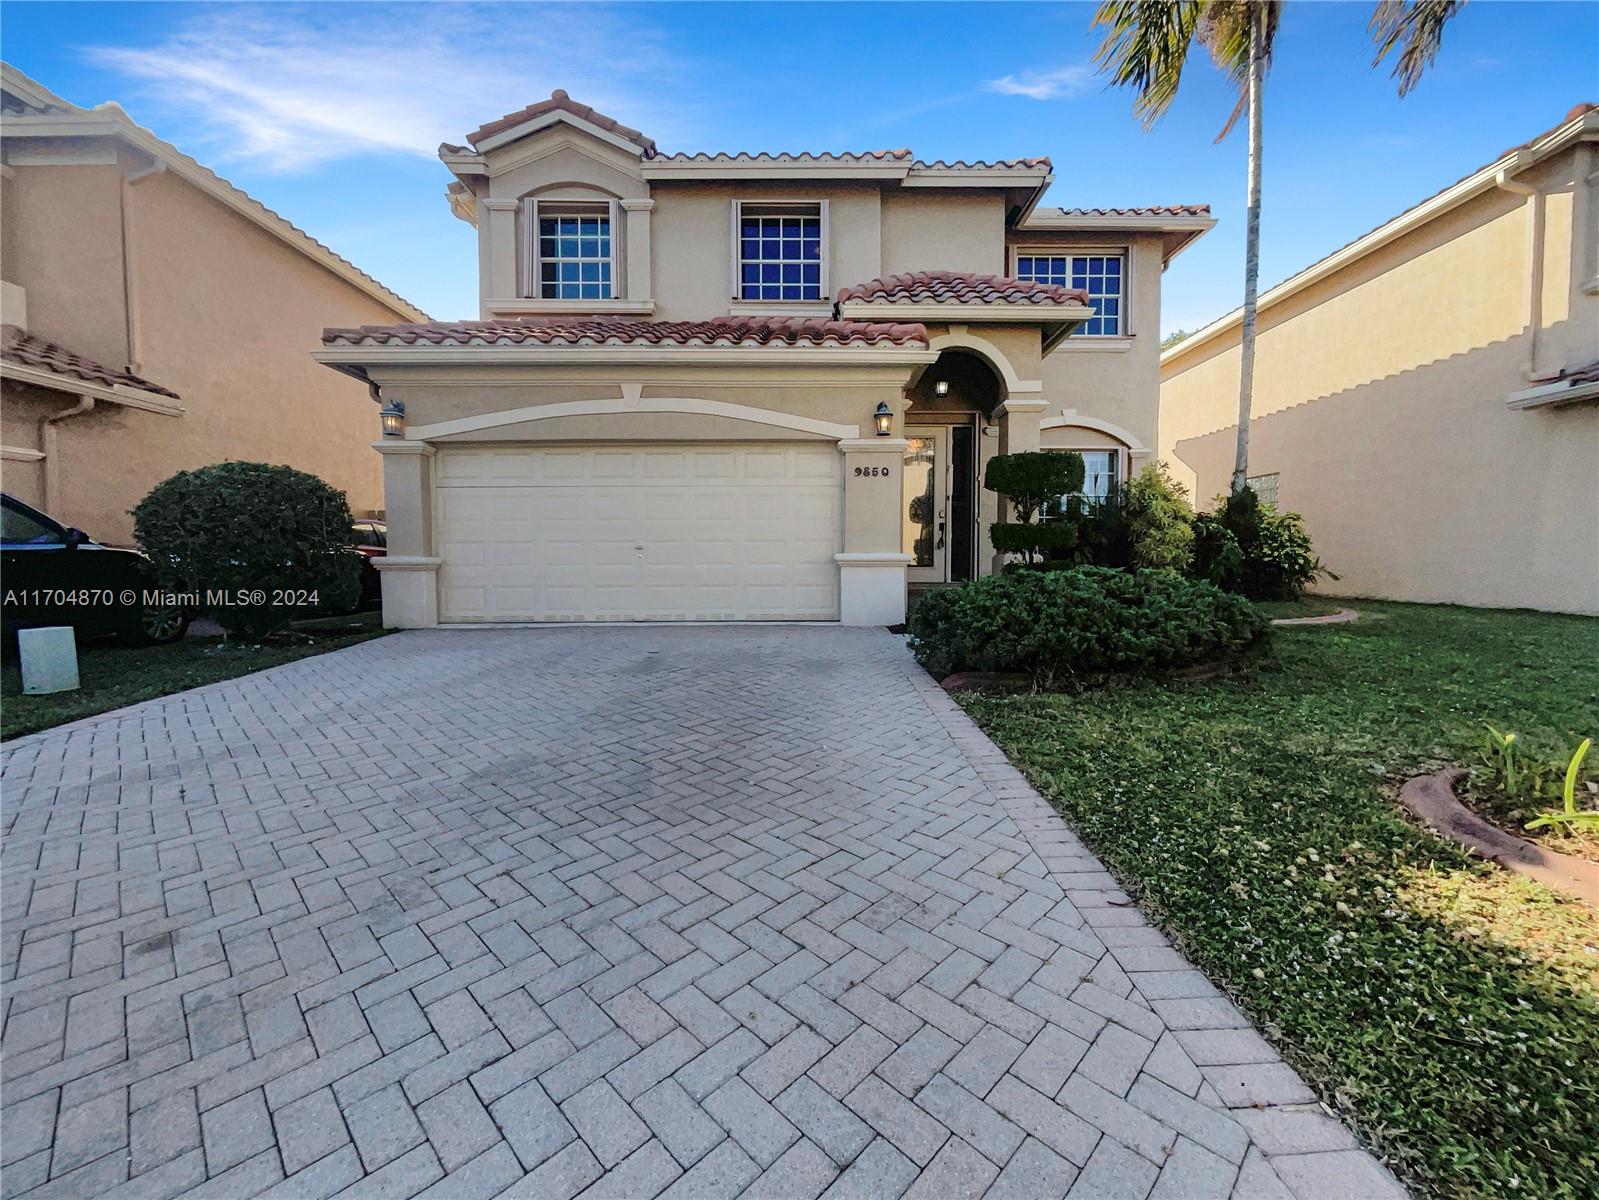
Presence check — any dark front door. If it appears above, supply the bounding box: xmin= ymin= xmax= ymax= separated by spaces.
xmin=948 ymin=423 xmax=976 ymax=582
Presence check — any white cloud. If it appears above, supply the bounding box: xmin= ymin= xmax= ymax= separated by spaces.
xmin=985 ymin=64 xmax=1095 ymax=101
xmin=83 ymin=3 xmax=696 ymax=171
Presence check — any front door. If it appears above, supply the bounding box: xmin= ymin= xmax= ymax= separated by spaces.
xmin=903 ymin=427 xmax=948 ymax=583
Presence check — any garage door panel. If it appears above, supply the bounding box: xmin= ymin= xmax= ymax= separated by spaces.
xmin=435 ymin=444 xmax=841 ymax=622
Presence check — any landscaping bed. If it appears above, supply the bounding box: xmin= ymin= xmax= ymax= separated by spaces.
xmin=959 ymin=600 xmax=1599 ymax=1200
xmin=2 ymin=619 xmax=387 ymax=740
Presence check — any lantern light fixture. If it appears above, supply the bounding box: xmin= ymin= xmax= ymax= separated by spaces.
xmin=872 ymin=402 xmax=893 ymax=436
xmin=379 ymin=398 xmax=406 ymax=438
xmin=934 ymin=379 xmax=950 ymax=397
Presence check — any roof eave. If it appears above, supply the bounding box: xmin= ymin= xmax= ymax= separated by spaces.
xmin=0 ymin=71 xmax=427 ymax=323
xmin=1163 ymin=109 xmax=1598 ymax=367
xmin=1506 ymin=376 xmax=1599 ymax=410
xmin=0 ymin=358 xmax=184 ymax=415
xmin=313 ymin=345 xmax=938 ymax=368
xmin=837 ymin=300 xmax=1095 ymax=324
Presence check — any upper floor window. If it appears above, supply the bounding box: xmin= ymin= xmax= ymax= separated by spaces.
xmin=1014 ymin=252 xmax=1124 ymax=335
xmin=736 ymin=201 xmax=825 ymax=302
xmin=525 ymin=199 xmax=615 ymax=300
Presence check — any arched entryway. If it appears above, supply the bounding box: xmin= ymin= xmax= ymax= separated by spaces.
xmin=902 ymin=349 xmax=1006 ymax=584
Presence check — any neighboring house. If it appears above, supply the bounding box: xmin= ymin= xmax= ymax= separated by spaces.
xmin=0 ymin=64 xmax=425 ymax=545
xmin=1161 ymin=104 xmax=1598 ymax=616
xmin=315 ymin=90 xmax=1212 ymax=627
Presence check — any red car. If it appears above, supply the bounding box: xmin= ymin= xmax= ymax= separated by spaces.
xmin=351 ymin=520 xmax=386 ymax=609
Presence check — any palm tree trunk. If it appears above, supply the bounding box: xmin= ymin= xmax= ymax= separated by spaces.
xmin=1231 ymin=7 xmax=1265 ymax=495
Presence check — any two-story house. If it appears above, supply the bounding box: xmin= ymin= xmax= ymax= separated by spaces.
xmin=1 ymin=64 xmax=424 ymax=545
xmin=316 ymin=91 xmax=1212 ymax=627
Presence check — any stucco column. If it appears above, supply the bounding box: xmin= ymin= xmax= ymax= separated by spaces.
xmin=372 ymin=440 xmax=440 ymax=629
xmin=483 ymin=199 xmax=520 ymax=301
xmin=836 ymin=437 xmax=912 ymax=625
xmin=621 ymin=198 xmax=654 ymax=304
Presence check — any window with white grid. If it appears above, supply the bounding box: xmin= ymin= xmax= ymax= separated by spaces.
xmin=530 ymin=202 xmax=613 ymax=300
xmin=1014 ymin=253 xmax=1125 ymax=335
xmin=736 ymin=202 xmax=824 ymax=301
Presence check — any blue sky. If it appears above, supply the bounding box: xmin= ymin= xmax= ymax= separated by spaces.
xmin=4 ymin=1 xmax=1594 ymax=330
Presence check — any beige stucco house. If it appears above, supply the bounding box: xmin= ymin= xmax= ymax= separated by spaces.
xmin=0 ymin=64 xmax=425 ymax=545
xmin=1161 ymin=104 xmax=1598 ymax=615
xmin=316 ymin=91 xmax=1212 ymax=627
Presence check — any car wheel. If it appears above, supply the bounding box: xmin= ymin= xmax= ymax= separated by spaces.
xmin=122 ymin=604 xmax=189 ymax=646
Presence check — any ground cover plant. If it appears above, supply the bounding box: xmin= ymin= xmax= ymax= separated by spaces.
xmin=959 ymin=600 xmax=1599 ymax=1200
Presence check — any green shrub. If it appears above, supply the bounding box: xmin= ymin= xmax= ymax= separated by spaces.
xmin=1124 ymin=463 xmax=1195 ymax=573
xmin=985 ymin=451 xmax=1084 ymax=564
xmin=907 ymin=566 xmax=1269 ymax=686
xmin=1193 ymin=487 xmax=1324 ymax=600
xmin=132 ymin=462 xmax=361 ymax=636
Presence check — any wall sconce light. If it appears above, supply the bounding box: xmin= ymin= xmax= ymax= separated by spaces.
xmin=934 ymin=379 xmax=950 ymax=397
xmin=873 ymin=402 xmax=893 ymax=436
xmin=379 ymin=398 xmax=406 ymax=438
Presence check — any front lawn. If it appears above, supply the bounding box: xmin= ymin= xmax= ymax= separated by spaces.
xmin=960 ymin=600 xmax=1599 ymax=1200
xmin=3 ymin=622 xmax=387 ymax=741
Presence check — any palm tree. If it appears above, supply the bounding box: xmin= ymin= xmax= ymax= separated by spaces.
xmin=1094 ymin=1 xmax=1462 ymax=495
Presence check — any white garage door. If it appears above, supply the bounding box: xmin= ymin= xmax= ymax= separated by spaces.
xmin=434 ymin=444 xmax=842 ymax=622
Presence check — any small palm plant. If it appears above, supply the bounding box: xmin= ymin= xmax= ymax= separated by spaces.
xmin=1526 ymin=738 xmax=1597 ymax=833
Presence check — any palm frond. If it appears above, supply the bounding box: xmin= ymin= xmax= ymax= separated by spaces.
xmin=1197 ymin=1 xmax=1282 ymax=141
xmin=1092 ymin=1 xmax=1204 ymax=128
xmin=1371 ymin=0 xmax=1466 ymax=96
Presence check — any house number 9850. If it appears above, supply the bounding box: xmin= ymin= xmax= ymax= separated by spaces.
xmin=854 ymin=466 xmax=890 ymax=478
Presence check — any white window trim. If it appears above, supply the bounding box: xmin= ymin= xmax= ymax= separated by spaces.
xmin=1011 ymin=244 xmax=1131 ymax=338
xmin=522 ymin=197 xmax=621 ymax=301
xmin=730 ymin=198 xmax=829 ymax=303
xmin=1044 ymin=445 xmax=1128 ymax=508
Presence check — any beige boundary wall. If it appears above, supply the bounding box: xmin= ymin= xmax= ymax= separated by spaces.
xmin=1160 ymin=140 xmax=1599 ymax=615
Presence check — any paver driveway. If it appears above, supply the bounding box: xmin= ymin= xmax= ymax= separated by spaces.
xmin=0 ymin=627 xmax=1405 ymax=1200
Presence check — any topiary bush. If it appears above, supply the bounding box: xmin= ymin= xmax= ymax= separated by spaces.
xmin=133 ymin=462 xmax=362 ymax=636
xmin=1124 ymin=462 xmax=1195 ymax=573
xmin=985 ymin=451 xmax=1084 ymax=565
xmin=907 ymin=566 xmax=1269 ymax=687
xmin=1193 ymin=487 xmax=1326 ymax=600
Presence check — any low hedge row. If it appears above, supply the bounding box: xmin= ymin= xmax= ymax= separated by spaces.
xmin=908 ymin=566 xmax=1269 ymax=686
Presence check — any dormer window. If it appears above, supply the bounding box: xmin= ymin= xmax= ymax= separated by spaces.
xmin=524 ymin=199 xmax=617 ymax=300
xmin=735 ymin=201 xmax=826 ymax=302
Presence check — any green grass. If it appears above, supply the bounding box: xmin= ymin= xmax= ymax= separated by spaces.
xmin=958 ymin=600 xmax=1599 ymax=1200
xmin=3 ymin=625 xmax=388 ymax=741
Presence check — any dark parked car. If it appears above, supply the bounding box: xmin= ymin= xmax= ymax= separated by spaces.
xmin=351 ymin=519 xmax=386 ymax=609
xmin=1 ymin=493 xmax=188 ymax=647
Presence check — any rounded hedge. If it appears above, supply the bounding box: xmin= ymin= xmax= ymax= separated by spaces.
xmin=132 ymin=461 xmax=361 ymax=636
xmin=907 ymin=566 xmax=1269 ymax=686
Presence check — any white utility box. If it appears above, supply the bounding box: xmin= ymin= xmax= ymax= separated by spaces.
xmin=18 ymin=626 xmax=80 ymax=694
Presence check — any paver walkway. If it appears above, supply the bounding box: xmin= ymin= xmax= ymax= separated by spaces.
xmin=1 ymin=627 xmax=1405 ymax=1200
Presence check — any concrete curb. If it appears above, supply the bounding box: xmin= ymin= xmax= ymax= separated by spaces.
xmin=1398 ymin=769 xmax=1599 ymax=904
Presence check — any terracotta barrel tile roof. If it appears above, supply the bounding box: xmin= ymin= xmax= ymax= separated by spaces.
xmin=836 ymin=271 xmax=1090 ymax=307
xmin=1049 ymin=205 xmax=1211 ymax=218
xmin=321 ymin=316 xmax=928 ymax=350
xmin=650 ymin=149 xmax=914 ymax=165
xmin=911 ymin=157 xmax=1052 ymax=171
xmin=1 ymin=327 xmax=179 ymax=398
xmin=465 ymin=90 xmax=656 ymax=154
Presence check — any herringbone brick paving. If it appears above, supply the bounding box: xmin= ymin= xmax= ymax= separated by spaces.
xmin=0 ymin=627 xmax=1405 ymax=1199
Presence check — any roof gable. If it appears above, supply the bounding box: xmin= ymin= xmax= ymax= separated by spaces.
xmin=463 ymin=90 xmax=656 ymax=158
